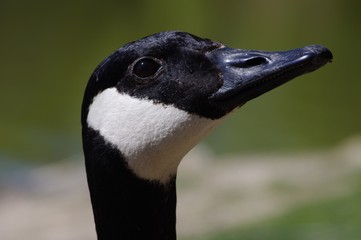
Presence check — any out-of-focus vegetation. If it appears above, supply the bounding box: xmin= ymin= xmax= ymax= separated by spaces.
xmin=185 ymin=175 xmax=361 ymax=240
xmin=0 ymin=0 xmax=360 ymax=163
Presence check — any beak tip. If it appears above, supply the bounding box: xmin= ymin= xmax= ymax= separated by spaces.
xmin=306 ymin=45 xmax=333 ymax=63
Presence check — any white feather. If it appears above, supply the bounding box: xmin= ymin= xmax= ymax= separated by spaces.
xmin=87 ymin=88 xmax=221 ymax=183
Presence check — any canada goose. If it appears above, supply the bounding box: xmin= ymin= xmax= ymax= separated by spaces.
xmin=81 ymin=31 xmax=332 ymax=240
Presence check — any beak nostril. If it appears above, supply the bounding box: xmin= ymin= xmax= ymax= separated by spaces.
xmin=229 ymin=56 xmax=268 ymax=68
xmin=244 ymin=57 xmax=268 ymax=67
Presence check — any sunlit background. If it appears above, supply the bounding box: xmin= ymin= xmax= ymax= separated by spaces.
xmin=1 ymin=0 xmax=360 ymax=239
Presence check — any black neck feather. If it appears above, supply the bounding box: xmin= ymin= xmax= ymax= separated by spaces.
xmin=83 ymin=128 xmax=177 ymax=240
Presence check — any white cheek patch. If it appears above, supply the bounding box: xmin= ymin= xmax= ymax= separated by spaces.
xmin=87 ymin=88 xmax=221 ymax=183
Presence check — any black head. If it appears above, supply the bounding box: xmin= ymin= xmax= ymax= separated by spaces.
xmin=82 ymin=31 xmax=226 ymax=125
xmin=82 ymin=31 xmax=332 ymax=125
xmin=81 ymin=31 xmax=332 ymax=182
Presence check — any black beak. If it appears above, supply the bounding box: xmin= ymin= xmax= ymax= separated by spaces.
xmin=207 ymin=45 xmax=333 ymax=109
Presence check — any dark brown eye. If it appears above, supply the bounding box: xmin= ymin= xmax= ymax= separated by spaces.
xmin=132 ymin=57 xmax=161 ymax=79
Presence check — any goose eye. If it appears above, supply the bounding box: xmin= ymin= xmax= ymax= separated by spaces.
xmin=132 ymin=57 xmax=162 ymax=79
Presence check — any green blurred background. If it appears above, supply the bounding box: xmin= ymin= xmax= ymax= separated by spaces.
xmin=1 ymin=0 xmax=360 ymax=239
xmin=1 ymin=0 xmax=360 ymax=163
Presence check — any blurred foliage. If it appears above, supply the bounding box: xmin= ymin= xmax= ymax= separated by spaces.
xmin=186 ymin=175 xmax=361 ymax=240
xmin=0 ymin=0 xmax=360 ymax=163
